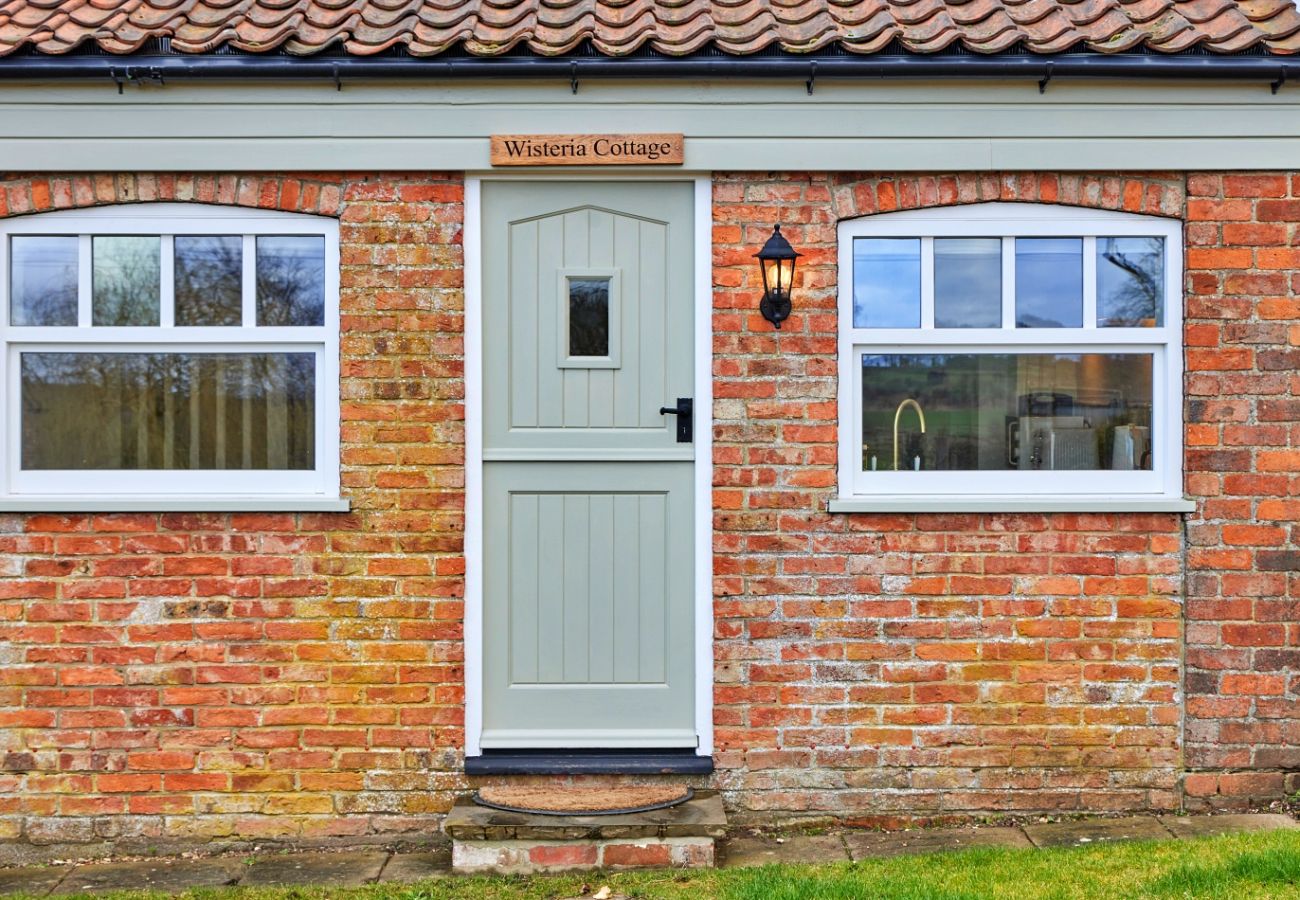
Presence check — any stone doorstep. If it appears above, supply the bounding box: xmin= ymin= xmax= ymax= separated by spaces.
xmin=445 ymin=793 xmax=726 ymax=874
xmin=443 ymin=793 xmax=728 ymax=842
xmin=452 ymin=837 xmax=715 ymax=875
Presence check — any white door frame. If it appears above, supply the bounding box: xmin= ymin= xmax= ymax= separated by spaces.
xmin=463 ymin=173 xmax=714 ymax=758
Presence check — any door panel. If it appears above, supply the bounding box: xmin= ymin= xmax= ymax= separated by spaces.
xmin=483 ymin=463 xmax=694 ymax=746
xmin=481 ymin=181 xmax=695 ymax=749
xmin=485 ymin=183 xmax=694 ymax=457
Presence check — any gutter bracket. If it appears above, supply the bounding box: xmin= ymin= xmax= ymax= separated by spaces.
xmin=333 ymin=65 xmax=342 ymax=91
xmin=570 ymin=61 xmax=578 ymax=94
xmin=1271 ymin=67 xmax=1286 ymax=94
xmin=1038 ymin=63 xmax=1053 ymax=94
xmin=806 ymin=61 xmax=816 ymax=95
xmin=109 ymin=67 xmax=124 ymax=94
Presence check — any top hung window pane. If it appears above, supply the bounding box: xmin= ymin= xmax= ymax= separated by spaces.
xmin=93 ymin=236 xmax=161 ymax=326
xmin=934 ymin=238 xmax=1002 ymax=328
xmin=1098 ymin=237 xmax=1164 ymax=327
xmin=1015 ymin=238 xmax=1082 ymax=328
xmin=257 ymin=236 xmax=325 ymax=326
xmin=10 ymin=236 xmax=78 ymax=326
xmin=176 ymin=236 xmax=243 ymax=326
xmin=853 ymin=238 xmax=920 ymax=328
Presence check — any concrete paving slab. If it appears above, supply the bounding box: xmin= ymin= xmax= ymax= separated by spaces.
xmin=721 ymin=834 xmax=849 ymax=868
xmin=378 ymin=850 xmax=451 ymax=882
xmin=239 ymin=851 xmax=388 ymax=887
xmin=844 ymin=827 xmax=1032 ymax=860
xmin=1159 ymin=813 xmax=1300 ymax=839
xmin=0 ymin=865 xmax=71 ymax=896
xmin=53 ymin=859 xmax=243 ymax=895
xmin=1023 ymin=816 xmax=1172 ymax=849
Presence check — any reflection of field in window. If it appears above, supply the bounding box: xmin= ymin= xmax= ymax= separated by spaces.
xmin=861 ymin=353 xmax=1153 ymax=472
xmin=20 ymin=353 xmax=315 ymax=471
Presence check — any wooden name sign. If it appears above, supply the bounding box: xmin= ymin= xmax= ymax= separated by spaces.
xmin=490 ymin=133 xmax=684 ymax=167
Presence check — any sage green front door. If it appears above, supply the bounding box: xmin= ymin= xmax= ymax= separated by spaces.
xmin=481 ymin=181 xmax=696 ymax=749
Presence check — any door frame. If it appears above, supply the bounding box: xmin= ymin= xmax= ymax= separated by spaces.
xmin=463 ymin=173 xmax=714 ymax=759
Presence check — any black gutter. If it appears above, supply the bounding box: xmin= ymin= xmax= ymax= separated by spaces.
xmin=0 ymin=53 xmax=1296 ymax=90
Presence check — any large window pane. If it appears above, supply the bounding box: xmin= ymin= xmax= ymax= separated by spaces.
xmin=257 ymin=236 xmax=325 ymax=326
xmin=853 ymin=238 xmax=920 ymax=328
xmin=860 ymin=353 xmax=1153 ymax=472
xmin=10 ymin=236 xmax=78 ymax=326
xmin=21 ymin=352 xmax=315 ymax=470
xmin=1099 ymin=237 xmax=1164 ymax=327
xmin=176 ymin=236 xmax=242 ymax=326
xmin=93 ymin=236 xmax=160 ymax=326
xmin=1015 ymin=238 xmax=1082 ymax=328
xmin=935 ymin=238 xmax=1001 ymax=328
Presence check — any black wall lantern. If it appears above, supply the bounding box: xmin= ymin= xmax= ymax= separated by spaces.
xmin=755 ymin=224 xmax=800 ymax=329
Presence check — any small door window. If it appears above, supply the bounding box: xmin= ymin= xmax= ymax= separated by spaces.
xmin=558 ymin=268 xmax=620 ymax=368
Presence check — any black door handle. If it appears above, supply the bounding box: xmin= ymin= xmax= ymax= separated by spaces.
xmin=659 ymin=397 xmax=693 ymax=443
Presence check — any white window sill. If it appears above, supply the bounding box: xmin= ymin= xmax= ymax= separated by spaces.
xmin=827 ymin=495 xmax=1197 ymax=514
xmin=0 ymin=497 xmax=352 ymax=513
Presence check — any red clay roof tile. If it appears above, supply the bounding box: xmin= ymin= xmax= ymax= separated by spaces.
xmin=0 ymin=0 xmax=1296 ymax=57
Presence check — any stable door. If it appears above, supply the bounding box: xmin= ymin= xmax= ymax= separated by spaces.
xmin=481 ymin=181 xmax=696 ymax=748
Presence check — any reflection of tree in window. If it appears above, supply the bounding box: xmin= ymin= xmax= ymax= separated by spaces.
xmin=176 ymin=236 xmax=242 ymax=326
xmin=1098 ymin=237 xmax=1163 ymax=327
xmin=93 ymin=237 xmax=160 ymax=326
xmin=21 ymin=352 xmax=314 ymax=471
xmin=257 ymin=236 xmax=325 ymax=326
xmin=569 ymin=278 xmax=610 ymax=357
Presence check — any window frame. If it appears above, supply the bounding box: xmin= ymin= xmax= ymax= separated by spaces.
xmin=0 ymin=203 xmax=343 ymax=510
xmin=834 ymin=203 xmax=1189 ymax=513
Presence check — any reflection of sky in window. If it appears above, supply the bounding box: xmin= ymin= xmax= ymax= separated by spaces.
xmin=1016 ymin=238 xmax=1082 ymax=328
xmin=256 ymin=236 xmax=326 ymax=326
xmin=853 ymin=238 xmax=919 ymax=328
xmin=10 ymin=236 xmax=78 ymax=326
xmin=935 ymin=238 xmax=1001 ymax=328
xmin=1098 ymin=237 xmax=1163 ymax=327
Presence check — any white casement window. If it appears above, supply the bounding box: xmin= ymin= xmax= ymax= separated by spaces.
xmin=833 ymin=203 xmax=1191 ymax=513
xmin=0 ymin=203 xmax=343 ymax=510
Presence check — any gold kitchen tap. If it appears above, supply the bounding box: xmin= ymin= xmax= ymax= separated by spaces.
xmin=893 ymin=398 xmax=927 ymax=471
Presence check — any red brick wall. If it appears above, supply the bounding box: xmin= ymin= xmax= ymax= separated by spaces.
xmin=0 ymin=173 xmax=469 ymax=856
xmin=711 ymin=173 xmax=1190 ymax=821
xmin=1 ymin=168 xmax=1295 ymax=853
xmin=1182 ymin=173 xmax=1300 ymax=810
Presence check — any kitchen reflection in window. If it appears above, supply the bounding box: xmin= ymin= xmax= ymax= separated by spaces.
xmin=861 ymin=353 xmax=1154 ymax=473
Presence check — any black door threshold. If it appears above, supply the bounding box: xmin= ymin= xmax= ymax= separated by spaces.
xmin=465 ymin=748 xmax=713 ymax=776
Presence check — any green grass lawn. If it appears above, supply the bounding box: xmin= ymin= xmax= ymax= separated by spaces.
xmin=25 ymin=828 xmax=1300 ymax=900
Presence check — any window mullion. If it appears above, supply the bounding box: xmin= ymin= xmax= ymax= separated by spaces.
xmin=920 ymin=237 xmax=935 ymax=330
xmin=242 ymin=234 xmax=256 ymax=327
xmin=77 ymin=234 xmax=92 ymax=328
xmin=159 ymin=235 xmax=175 ymax=328
xmin=1082 ymin=235 xmax=1098 ymax=329
xmin=1000 ymin=237 xmax=1015 ymax=329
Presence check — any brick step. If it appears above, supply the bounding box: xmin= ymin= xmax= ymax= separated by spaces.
xmin=443 ymin=792 xmax=727 ymax=874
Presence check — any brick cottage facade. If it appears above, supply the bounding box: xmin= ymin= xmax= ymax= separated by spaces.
xmin=0 ymin=165 xmax=1297 ymax=858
